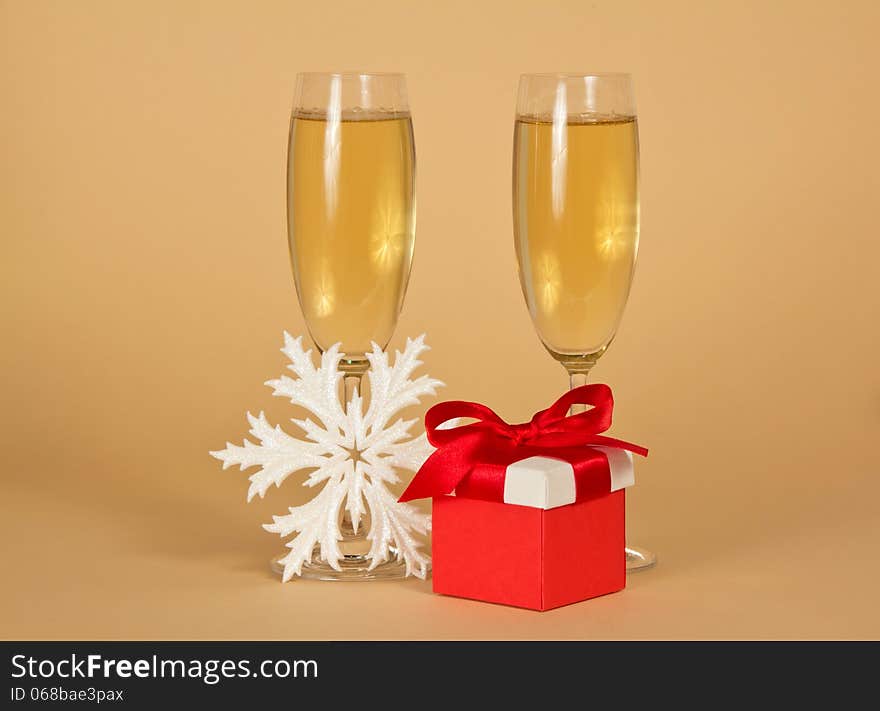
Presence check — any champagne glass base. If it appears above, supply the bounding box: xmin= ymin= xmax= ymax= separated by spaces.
xmin=625 ymin=545 xmax=656 ymax=572
xmin=270 ymin=552 xmax=425 ymax=582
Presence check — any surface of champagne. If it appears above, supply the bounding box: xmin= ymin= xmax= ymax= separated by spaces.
xmin=287 ymin=111 xmax=415 ymax=360
xmin=513 ymin=115 xmax=639 ymax=361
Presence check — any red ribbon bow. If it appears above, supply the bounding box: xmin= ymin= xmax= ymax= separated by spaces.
xmin=398 ymin=384 xmax=648 ymax=502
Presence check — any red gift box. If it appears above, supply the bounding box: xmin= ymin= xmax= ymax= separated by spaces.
xmin=400 ymin=385 xmax=647 ymax=611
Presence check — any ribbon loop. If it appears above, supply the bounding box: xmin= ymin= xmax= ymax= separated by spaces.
xmin=399 ymin=385 xmax=647 ymax=502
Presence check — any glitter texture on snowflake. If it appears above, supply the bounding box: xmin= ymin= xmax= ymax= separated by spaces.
xmin=211 ymin=333 xmax=441 ymax=581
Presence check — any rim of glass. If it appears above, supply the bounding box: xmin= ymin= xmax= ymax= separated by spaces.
xmin=296 ymin=71 xmax=406 ymax=79
xmin=520 ymin=72 xmax=632 ymax=79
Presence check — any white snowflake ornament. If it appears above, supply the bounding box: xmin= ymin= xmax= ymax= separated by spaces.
xmin=211 ymin=333 xmax=442 ymax=581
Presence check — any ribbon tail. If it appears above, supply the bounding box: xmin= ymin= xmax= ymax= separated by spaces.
xmin=588 ymin=434 xmax=649 ymax=458
xmin=399 ymin=432 xmax=487 ymax=502
xmin=398 ymin=450 xmax=456 ymax=501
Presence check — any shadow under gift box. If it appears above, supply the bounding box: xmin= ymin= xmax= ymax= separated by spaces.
xmin=431 ymin=453 xmax=631 ymax=611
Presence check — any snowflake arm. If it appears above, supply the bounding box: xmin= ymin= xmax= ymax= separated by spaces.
xmin=386 ymin=431 xmax=434 ymax=472
xmin=210 ymin=411 xmax=328 ymax=502
xmin=363 ymin=335 xmax=443 ymax=436
xmin=364 ymin=482 xmax=431 ymax=578
xmin=266 ymin=334 xmax=346 ymax=431
xmin=264 ymin=481 xmax=346 ymax=581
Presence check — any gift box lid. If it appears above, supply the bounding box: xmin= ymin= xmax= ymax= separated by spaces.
xmin=502 ymin=448 xmax=634 ymax=510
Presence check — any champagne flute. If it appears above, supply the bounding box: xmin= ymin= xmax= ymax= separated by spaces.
xmin=283 ymin=72 xmax=416 ymax=580
xmin=513 ymin=73 xmax=654 ymax=571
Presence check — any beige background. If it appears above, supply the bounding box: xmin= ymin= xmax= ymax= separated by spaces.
xmin=2 ymin=0 xmax=879 ymax=639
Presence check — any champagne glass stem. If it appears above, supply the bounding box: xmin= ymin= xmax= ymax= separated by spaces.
xmin=567 ymin=369 xmax=591 ymax=415
xmin=340 ymin=367 xmax=366 ymax=540
xmin=342 ymin=371 xmax=363 ymax=414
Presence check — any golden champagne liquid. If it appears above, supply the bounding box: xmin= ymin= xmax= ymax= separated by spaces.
xmin=513 ymin=115 xmax=639 ymax=366
xmin=287 ymin=111 xmax=415 ymax=361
